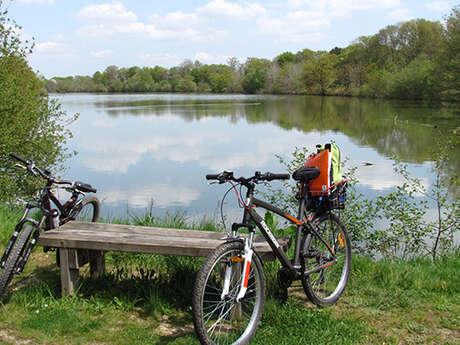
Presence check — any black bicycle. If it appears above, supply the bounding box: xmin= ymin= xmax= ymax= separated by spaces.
xmin=192 ymin=169 xmax=351 ymax=345
xmin=0 ymin=153 xmax=100 ymax=298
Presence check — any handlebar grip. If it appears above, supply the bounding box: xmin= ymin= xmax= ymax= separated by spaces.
xmin=206 ymin=174 xmax=220 ymax=180
xmin=266 ymin=173 xmax=290 ymax=181
xmin=87 ymin=186 xmax=97 ymax=193
xmin=10 ymin=153 xmax=28 ymax=164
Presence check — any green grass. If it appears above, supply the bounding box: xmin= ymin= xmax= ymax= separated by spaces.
xmin=1 ymin=208 xmax=459 ymax=345
xmin=0 ymin=206 xmax=22 ymax=246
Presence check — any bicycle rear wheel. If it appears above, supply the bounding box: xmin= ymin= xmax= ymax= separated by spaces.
xmin=0 ymin=225 xmax=34 ymax=298
xmin=301 ymin=213 xmax=351 ymax=306
xmin=56 ymin=195 xmax=100 ymax=267
xmin=72 ymin=195 xmax=100 ymax=222
xmin=192 ymin=241 xmax=265 ymax=345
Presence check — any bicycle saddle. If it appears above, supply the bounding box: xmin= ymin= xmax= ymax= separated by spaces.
xmin=292 ymin=166 xmax=320 ymax=183
xmin=74 ymin=181 xmax=97 ymax=193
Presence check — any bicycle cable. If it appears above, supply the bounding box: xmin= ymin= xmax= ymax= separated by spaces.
xmin=219 ymin=182 xmax=241 ymax=232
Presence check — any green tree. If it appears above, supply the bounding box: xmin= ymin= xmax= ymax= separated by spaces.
xmin=441 ymin=5 xmax=460 ymax=99
xmin=397 ymin=19 xmax=444 ymax=64
xmin=242 ymin=58 xmax=270 ymax=93
xmin=275 ymin=51 xmax=295 ymax=68
xmin=388 ymin=55 xmax=440 ymax=100
xmin=103 ymin=65 xmax=122 ymax=91
xmin=208 ymin=65 xmax=233 ymax=92
xmin=175 ymin=74 xmax=197 ymax=92
xmin=0 ymin=2 xmax=75 ymax=203
xmin=302 ymin=52 xmax=338 ymax=95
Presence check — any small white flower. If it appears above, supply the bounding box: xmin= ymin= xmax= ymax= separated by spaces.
xmin=35 ymin=310 xmax=39 ymax=314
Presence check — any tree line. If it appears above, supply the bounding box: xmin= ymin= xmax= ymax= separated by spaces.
xmin=45 ymin=6 xmax=460 ymax=102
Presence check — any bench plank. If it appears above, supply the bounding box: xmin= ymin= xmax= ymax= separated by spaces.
xmin=37 ymin=222 xmax=289 ymax=258
xmin=36 ymin=221 xmax=291 ymax=296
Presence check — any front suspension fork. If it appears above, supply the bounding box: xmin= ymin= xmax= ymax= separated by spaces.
xmin=221 ymin=235 xmax=254 ymax=303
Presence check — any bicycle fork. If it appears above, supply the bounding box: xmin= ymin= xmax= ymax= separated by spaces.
xmin=221 ymin=237 xmax=254 ymax=303
xmin=1 ymin=211 xmax=45 ymax=274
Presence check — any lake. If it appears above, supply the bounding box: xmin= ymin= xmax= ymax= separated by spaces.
xmin=51 ymin=93 xmax=459 ymax=223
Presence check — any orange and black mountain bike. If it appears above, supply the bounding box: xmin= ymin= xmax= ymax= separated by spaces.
xmin=192 ymin=169 xmax=351 ymax=345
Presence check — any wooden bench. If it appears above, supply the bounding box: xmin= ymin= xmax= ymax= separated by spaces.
xmin=36 ymin=221 xmax=290 ymax=296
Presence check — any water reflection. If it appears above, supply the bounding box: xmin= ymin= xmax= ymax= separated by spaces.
xmin=53 ymin=93 xmax=458 ymax=218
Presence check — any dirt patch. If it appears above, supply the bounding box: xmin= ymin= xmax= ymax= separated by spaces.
xmin=0 ymin=330 xmax=32 ymax=345
xmin=156 ymin=315 xmax=194 ymax=337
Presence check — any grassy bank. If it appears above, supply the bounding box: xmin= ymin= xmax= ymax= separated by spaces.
xmin=0 ymin=210 xmax=459 ymax=345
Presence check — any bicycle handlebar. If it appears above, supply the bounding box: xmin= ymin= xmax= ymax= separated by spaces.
xmin=10 ymin=153 xmax=96 ymax=193
xmin=206 ymin=170 xmax=290 ymax=184
xmin=10 ymin=153 xmax=29 ymax=165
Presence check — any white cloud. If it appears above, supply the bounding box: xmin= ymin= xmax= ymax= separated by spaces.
xmin=150 ymin=11 xmax=205 ymax=29
xmin=198 ymin=0 xmax=267 ymax=19
xmin=193 ymin=52 xmax=232 ymax=64
xmin=138 ymin=53 xmax=183 ymax=67
xmin=91 ymin=49 xmax=112 ymax=58
xmin=16 ymin=0 xmax=55 ymax=3
xmin=287 ymin=0 xmax=402 ymax=18
xmin=289 ymin=0 xmax=401 ymax=10
xmin=34 ymin=41 xmax=60 ymax=52
xmin=76 ymin=4 xmax=208 ymax=42
xmin=34 ymin=41 xmax=73 ymax=58
xmin=388 ymin=8 xmax=413 ymax=22
xmin=426 ymin=1 xmax=451 ymax=12
xmin=258 ymin=11 xmax=328 ymax=43
xmin=78 ymin=22 xmax=179 ymax=40
xmin=76 ymin=1 xmax=137 ymax=23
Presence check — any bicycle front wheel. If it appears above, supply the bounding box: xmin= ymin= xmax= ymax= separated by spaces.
xmin=301 ymin=213 xmax=351 ymax=306
xmin=72 ymin=195 xmax=100 ymax=223
xmin=0 ymin=225 xmax=34 ymax=298
xmin=192 ymin=241 xmax=265 ymax=345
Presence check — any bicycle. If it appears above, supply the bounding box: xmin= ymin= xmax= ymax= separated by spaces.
xmin=0 ymin=153 xmax=100 ymax=298
xmin=192 ymin=168 xmax=351 ymax=345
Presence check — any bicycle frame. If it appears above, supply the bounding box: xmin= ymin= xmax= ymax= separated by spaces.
xmin=230 ymin=181 xmax=335 ymax=281
xmin=0 ymin=180 xmax=81 ymax=272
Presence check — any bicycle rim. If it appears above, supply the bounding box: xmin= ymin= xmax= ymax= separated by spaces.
xmin=301 ymin=214 xmax=351 ymax=306
xmin=74 ymin=197 xmax=99 ymax=222
xmin=193 ymin=242 xmax=265 ymax=345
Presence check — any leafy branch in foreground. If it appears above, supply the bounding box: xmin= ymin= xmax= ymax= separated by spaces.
xmin=0 ymin=1 xmax=77 ymax=204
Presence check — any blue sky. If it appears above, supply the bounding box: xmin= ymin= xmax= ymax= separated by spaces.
xmin=5 ymin=0 xmax=458 ymax=78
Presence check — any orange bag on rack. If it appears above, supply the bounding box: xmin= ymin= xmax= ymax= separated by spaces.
xmin=305 ymin=149 xmax=331 ymax=196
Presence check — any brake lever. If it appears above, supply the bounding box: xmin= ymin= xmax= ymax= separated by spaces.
xmin=15 ymin=163 xmax=27 ymax=170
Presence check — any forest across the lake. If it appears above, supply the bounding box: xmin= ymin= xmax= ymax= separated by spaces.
xmin=45 ymin=6 xmax=460 ymax=102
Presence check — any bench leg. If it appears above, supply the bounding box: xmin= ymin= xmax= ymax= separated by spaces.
xmin=59 ymin=248 xmax=80 ymax=296
xmin=89 ymin=250 xmax=105 ymax=279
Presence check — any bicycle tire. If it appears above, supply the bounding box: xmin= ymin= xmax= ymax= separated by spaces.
xmin=56 ymin=195 xmax=100 ymax=267
xmin=0 ymin=225 xmax=34 ymax=298
xmin=300 ymin=213 xmax=351 ymax=307
xmin=192 ymin=241 xmax=265 ymax=345
xmin=71 ymin=195 xmax=100 ymax=223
